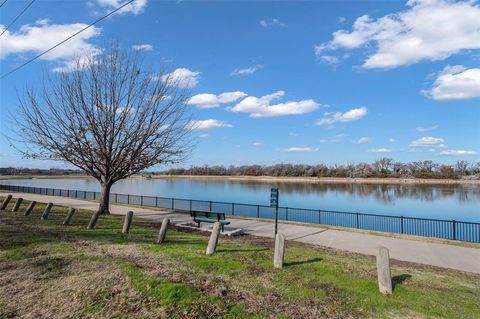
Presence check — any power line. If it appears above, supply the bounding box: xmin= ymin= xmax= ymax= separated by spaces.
xmin=0 ymin=0 xmax=136 ymax=80
xmin=0 ymin=0 xmax=36 ymax=37
xmin=0 ymin=0 xmax=8 ymax=8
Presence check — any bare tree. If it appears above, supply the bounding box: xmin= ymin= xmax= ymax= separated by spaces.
xmin=13 ymin=43 xmax=193 ymax=228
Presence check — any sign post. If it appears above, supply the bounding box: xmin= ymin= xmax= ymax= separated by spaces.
xmin=270 ymin=188 xmax=279 ymax=236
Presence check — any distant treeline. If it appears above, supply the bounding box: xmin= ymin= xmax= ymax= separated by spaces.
xmin=158 ymin=159 xmax=480 ymax=179
xmin=0 ymin=167 xmax=82 ymax=176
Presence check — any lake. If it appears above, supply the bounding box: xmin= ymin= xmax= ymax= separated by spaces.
xmin=1 ymin=177 xmax=479 ymax=222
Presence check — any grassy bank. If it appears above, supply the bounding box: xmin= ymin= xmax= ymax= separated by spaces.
xmin=1 ymin=198 xmax=479 ymax=318
xmin=1 ymin=174 xmax=480 ymax=184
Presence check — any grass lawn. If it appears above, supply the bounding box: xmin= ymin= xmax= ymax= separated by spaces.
xmin=1 ymin=197 xmax=479 ymax=318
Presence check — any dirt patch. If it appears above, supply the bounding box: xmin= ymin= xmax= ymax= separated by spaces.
xmin=0 ymin=247 xmax=167 ymax=319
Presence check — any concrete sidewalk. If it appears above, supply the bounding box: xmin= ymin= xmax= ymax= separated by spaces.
xmin=2 ymin=191 xmax=479 ymax=274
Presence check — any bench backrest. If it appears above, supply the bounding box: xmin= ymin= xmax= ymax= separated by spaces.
xmin=191 ymin=211 xmax=226 ymax=220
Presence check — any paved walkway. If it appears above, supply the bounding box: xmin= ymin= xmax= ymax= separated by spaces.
xmin=2 ymin=191 xmax=480 ymax=274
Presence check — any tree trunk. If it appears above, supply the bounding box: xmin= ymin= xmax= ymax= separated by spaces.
xmin=98 ymin=182 xmax=112 ymax=215
xmin=87 ymin=182 xmax=112 ymax=230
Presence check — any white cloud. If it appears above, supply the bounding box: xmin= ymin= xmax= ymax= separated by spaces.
xmin=423 ymin=66 xmax=480 ymax=100
xmin=410 ymin=136 xmax=446 ymax=148
xmin=132 ymin=44 xmax=153 ymax=51
xmin=416 ymin=125 xmax=439 ymax=132
xmin=161 ymin=68 xmax=200 ymax=88
xmin=338 ymin=17 xmax=346 ymax=23
xmin=319 ymin=55 xmax=340 ymax=65
xmin=0 ymin=20 xmax=100 ymax=65
xmin=389 ymin=138 xmax=395 ymax=143
xmin=253 ymin=142 xmax=263 ymax=147
xmin=188 ymin=91 xmax=247 ymax=109
xmin=230 ymin=91 xmax=320 ymax=118
xmin=352 ymin=137 xmax=373 ymax=144
xmin=198 ymin=133 xmax=210 ymax=138
xmin=281 ymin=147 xmax=319 ymax=153
xmin=440 ymin=149 xmax=477 ymax=156
xmin=94 ymin=0 xmax=147 ymax=15
xmin=316 ymin=0 xmax=480 ymax=69
xmin=289 ymin=132 xmax=300 ymax=137
xmin=259 ymin=18 xmax=286 ymax=28
xmin=231 ymin=64 xmax=263 ymax=76
xmin=319 ymin=138 xmax=341 ymax=144
xmin=316 ymin=107 xmax=367 ymax=126
xmin=368 ymin=148 xmax=392 ymax=153
xmin=188 ymin=119 xmax=232 ymax=130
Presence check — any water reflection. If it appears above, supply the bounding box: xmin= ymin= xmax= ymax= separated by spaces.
xmin=178 ymin=179 xmax=480 ymax=204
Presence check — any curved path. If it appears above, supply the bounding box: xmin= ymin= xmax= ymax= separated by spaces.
xmin=2 ymin=191 xmax=479 ymax=274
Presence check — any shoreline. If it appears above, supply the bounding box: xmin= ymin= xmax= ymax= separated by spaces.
xmin=1 ymin=174 xmax=478 ymax=185
xmin=145 ymin=175 xmax=480 ymax=185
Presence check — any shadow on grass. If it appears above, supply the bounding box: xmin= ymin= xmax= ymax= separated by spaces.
xmin=284 ymin=257 xmax=323 ymax=267
xmin=392 ymin=274 xmax=412 ymax=290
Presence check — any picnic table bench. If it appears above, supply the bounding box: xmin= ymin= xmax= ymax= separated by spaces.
xmin=190 ymin=211 xmax=230 ymax=231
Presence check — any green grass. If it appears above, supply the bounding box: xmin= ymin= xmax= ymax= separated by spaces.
xmin=1 ymin=196 xmax=479 ymax=318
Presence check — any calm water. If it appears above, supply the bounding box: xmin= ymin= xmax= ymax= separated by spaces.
xmin=1 ymin=178 xmax=479 ymax=222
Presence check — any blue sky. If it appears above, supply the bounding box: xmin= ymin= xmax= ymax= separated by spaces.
xmin=0 ymin=0 xmax=479 ymax=169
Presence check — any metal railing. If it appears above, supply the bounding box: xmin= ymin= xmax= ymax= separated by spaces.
xmin=1 ymin=183 xmax=479 ymax=243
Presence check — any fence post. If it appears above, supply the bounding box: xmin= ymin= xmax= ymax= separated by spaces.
xmin=75 ymin=190 xmax=78 ymax=198
xmin=93 ymin=192 xmax=96 ymax=200
xmin=84 ymin=191 xmax=86 ymax=199
xmin=232 ymin=203 xmax=235 ymax=215
xmin=127 ymin=194 xmax=130 ymax=204
xmin=171 ymin=198 xmax=174 ymax=209
xmin=401 ymin=216 xmax=404 ymax=234
xmin=155 ymin=196 xmax=158 ymax=207
xmin=318 ymin=210 xmax=321 ymax=224
xmin=286 ymin=207 xmax=289 ymax=221
xmin=141 ymin=195 xmax=144 ymax=206
xmin=115 ymin=193 xmax=118 ymax=203
xmin=209 ymin=200 xmax=212 ymax=212
xmin=356 ymin=212 xmax=359 ymax=228
xmin=452 ymin=220 xmax=456 ymax=240
xmin=189 ymin=199 xmax=192 ymax=212
xmin=257 ymin=205 xmax=260 ymax=218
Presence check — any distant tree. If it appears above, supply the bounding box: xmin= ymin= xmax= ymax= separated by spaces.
xmin=455 ymin=160 xmax=470 ymax=176
xmin=13 ymin=43 xmax=193 ymax=228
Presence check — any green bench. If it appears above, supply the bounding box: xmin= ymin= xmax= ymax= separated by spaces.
xmin=190 ymin=211 xmax=230 ymax=231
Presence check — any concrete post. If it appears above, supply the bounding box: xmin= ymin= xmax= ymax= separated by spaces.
xmin=274 ymin=233 xmax=286 ymax=269
xmin=87 ymin=211 xmax=100 ymax=230
xmin=12 ymin=198 xmax=23 ymax=212
xmin=122 ymin=211 xmax=134 ymax=234
xmin=41 ymin=203 xmax=53 ymax=220
xmin=62 ymin=208 xmax=76 ymax=226
xmin=24 ymin=201 xmax=36 ymax=216
xmin=376 ymin=246 xmax=393 ymax=295
xmin=206 ymin=222 xmax=221 ymax=255
xmin=157 ymin=218 xmax=170 ymax=244
xmin=0 ymin=195 xmax=12 ymax=210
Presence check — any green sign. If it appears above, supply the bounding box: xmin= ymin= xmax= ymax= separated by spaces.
xmin=270 ymin=188 xmax=279 ymax=207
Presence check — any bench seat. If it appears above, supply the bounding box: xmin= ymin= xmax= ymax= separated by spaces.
xmin=191 ymin=211 xmax=230 ymax=231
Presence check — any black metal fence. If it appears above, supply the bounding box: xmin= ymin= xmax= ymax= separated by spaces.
xmin=1 ymin=183 xmax=479 ymax=243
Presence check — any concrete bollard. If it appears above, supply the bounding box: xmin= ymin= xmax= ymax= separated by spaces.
xmin=206 ymin=222 xmax=221 ymax=255
xmin=273 ymin=233 xmax=286 ymax=269
xmin=24 ymin=201 xmax=36 ymax=216
xmin=41 ymin=203 xmax=53 ymax=220
xmin=157 ymin=218 xmax=170 ymax=244
xmin=87 ymin=211 xmax=100 ymax=230
xmin=0 ymin=195 xmax=13 ymax=210
xmin=122 ymin=211 xmax=134 ymax=234
xmin=12 ymin=198 xmax=23 ymax=212
xmin=376 ymin=246 xmax=393 ymax=296
xmin=62 ymin=208 xmax=76 ymax=226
